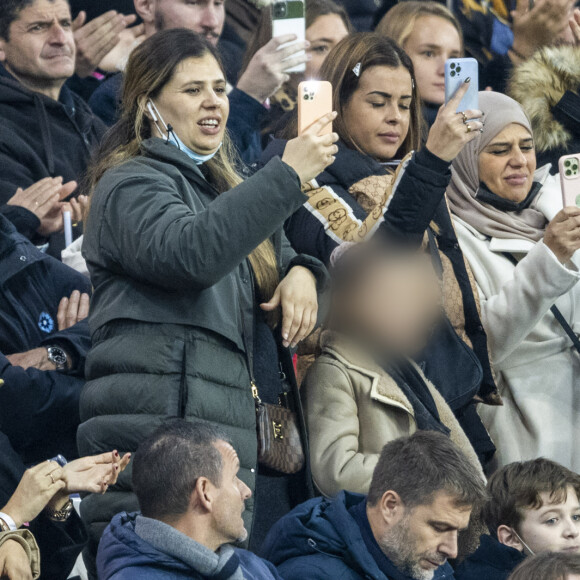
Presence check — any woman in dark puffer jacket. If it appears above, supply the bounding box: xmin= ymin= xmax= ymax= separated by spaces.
xmin=78 ymin=29 xmax=334 ymax=576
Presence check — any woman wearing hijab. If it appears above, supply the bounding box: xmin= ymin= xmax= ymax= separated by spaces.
xmin=447 ymin=91 xmax=580 ymax=472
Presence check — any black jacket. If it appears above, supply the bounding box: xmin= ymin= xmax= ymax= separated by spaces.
xmin=455 ymin=534 xmax=526 ymax=580
xmin=0 ymin=214 xmax=91 ymax=463
xmin=261 ymin=141 xmax=498 ymax=466
xmin=0 ymin=65 xmax=105 ymax=253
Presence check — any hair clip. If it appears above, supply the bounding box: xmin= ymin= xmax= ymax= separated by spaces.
xmin=352 ymin=62 xmax=361 ymax=77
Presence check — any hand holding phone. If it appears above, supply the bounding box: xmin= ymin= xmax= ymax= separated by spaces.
xmin=271 ymin=1 xmax=306 ymax=74
xmin=559 ymin=154 xmax=580 ymax=207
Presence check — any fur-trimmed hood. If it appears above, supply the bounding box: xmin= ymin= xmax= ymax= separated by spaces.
xmin=509 ymin=45 xmax=580 ymax=152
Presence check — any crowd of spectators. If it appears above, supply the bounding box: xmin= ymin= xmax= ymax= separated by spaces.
xmin=0 ymin=0 xmax=579 ymax=578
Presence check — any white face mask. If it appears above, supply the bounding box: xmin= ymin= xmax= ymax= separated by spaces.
xmin=147 ymin=99 xmax=222 ymax=165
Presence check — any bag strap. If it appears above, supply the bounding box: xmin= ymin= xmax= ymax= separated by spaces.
xmin=237 ymin=267 xmax=261 ymax=402
xmin=502 ymin=252 xmax=580 ymax=355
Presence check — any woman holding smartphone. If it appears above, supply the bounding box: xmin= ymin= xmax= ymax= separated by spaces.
xmin=447 ymin=91 xmax=580 ymax=471
xmin=264 ymin=33 xmax=499 ymax=468
xmin=77 ymin=28 xmax=336 ymax=564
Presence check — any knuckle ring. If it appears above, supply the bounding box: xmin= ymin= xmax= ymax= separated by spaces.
xmin=460 ymin=111 xmax=467 ymax=124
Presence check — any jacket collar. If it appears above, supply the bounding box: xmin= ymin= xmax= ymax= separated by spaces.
xmin=469 ymin=534 xmax=527 ymax=572
xmin=315 ymin=142 xmax=389 ymax=189
xmin=0 ymin=63 xmax=75 ymax=110
xmin=319 ymin=330 xmax=417 ymax=416
xmin=140 ymin=138 xmax=212 ymax=192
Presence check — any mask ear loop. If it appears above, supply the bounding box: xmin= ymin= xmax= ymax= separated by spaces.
xmin=147 ymin=99 xmax=179 ymax=148
xmin=513 ymin=530 xmax=535 ymax=556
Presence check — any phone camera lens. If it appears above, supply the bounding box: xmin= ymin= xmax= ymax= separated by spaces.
xmin=450 ymin=63 xmax=456 ymax=69
xmin=450 ymin=71 xmax=456 ymax=77
xmin=303 ymin=94 xmax=308 ymax=100
xmin=456 ymin=66 xmax=462 ymax=73
xmin=566 ymin=169 xmax=572 ymax=176
xmin=273 ymin=2 xmax=287 ymax=18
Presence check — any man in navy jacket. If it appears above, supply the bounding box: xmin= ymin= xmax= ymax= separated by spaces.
xmin=261 ymin=432 xmax=487 ymax=580
xmin=0 ymin=213 xmax=90 ymax=464
xmin=98 ymin=420 xmax=283 ymax=580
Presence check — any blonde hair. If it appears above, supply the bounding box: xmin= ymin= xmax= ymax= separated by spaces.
xmin=85 ymin=29 xmax=279 ymax=305
xmin=376 ymin=1 xmax=463 ymax=52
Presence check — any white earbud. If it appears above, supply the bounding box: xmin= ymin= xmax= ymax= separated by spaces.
xmin=146 ymin=101 xmax=159 ymax=123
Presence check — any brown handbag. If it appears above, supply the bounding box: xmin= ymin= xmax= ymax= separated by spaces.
xmin=238 ymin=283 xmax=305 ymax=475
xmin=252 ymin=382 xmax=305 ymax=474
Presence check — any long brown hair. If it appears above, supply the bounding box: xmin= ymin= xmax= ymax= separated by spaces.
xmin=318 ymin=32 xmax=423 ymax=158
xmin=376 ymin=1 xmax=464 ymax=54
xmin=85 ymin=28 xmax=279 ymax=302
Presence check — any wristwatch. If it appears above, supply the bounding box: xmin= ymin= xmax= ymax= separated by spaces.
xmin=45 ymin=499 xmax=73 ymax=522
xmin=46 ymin=346 xmax=68 ymax=371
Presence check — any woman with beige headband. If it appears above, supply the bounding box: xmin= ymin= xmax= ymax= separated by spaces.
xmin=447 ymin=91 xmax=580 ymax=471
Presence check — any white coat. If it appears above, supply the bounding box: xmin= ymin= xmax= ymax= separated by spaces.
xmin=452 ymin=173 xmax=580 ymax=471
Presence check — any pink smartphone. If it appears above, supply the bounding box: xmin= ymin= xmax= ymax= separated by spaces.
xmin=559 ymin=154 xmax=580 ymax=207
xmin=298 ymin=80 xmax=333 ymax=136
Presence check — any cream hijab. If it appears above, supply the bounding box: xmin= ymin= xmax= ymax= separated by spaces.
xmin=447 ymin=92 xmax=549 ymax=243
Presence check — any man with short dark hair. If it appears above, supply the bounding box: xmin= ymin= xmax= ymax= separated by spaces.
xmin=97 ymin=420 xmax=284 ymax=580
xmin=0 ymin=0 xmax=106 ymax=254
xmin=261 ymin=431 xmax=487 ymax=580
xmin=456 ymin=458 xmax=580 ymax=580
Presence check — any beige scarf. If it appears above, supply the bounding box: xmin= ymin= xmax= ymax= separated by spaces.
xmin=447 ymin=92 xmax=549 ymax=243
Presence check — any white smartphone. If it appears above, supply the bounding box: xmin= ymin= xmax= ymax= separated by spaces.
xmin=271 ymin=0 xmax=305 ymax=74
xmin=559 ymin=154 xmax=580 ymax=207
xmin=444 ymin=57 xmax=479 ymax=113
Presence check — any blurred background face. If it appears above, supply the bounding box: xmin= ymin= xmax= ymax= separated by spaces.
xmin=305 ymin=14 xmax=349 ymax=78
xmin=518 ymin=487 xmax=580 ymax=555
xmin=478 ymin=123 xmax=536 ymax=202
xmin=342 ymin=65 xmax=413 ymax=162
xmin=332 ymin=249 xmax=441 ymax=359
xmin=150 ymin=0 xmax=225 ymax=45
xmin=402 ymin=15 xmax=461 ymax=106
xmin=0 ymin=0 xmax=75 ymax=90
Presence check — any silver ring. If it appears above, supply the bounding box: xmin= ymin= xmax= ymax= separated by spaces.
xmin=461 ymin=111 xmax=468 ymax=124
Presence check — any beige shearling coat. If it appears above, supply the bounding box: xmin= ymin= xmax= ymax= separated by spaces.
xmin=302 ymin=331 xmax=484 ymax=498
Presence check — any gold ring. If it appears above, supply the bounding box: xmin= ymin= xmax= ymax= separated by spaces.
xmin=460 ymin=111 xmax=467 ymax=124
xmin=49 ymin=473 xmax=55 ymax=484
xmin=466 ymin=123 xmax=472 ymax=133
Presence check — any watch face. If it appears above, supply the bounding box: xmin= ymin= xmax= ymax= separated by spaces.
xmin=48 ymin=347 xmax=67 ymax=366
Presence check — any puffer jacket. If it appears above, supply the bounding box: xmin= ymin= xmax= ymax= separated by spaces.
xmin=78 ymin=138 xmax=325 ymax=571
xmin=261 ymin=491 xmax=456 ymax=580
xmin=509 ymin=45 xmax=580 ymax=174
xmin=97 ymin=512 xmax=283 ymax=580
xmin=302 ymin=331 xmax=484 ymax=498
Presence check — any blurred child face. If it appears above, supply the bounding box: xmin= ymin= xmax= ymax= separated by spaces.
xmin=334 ymin=250 xmax=441 ymax=358
xmin=402 ymin=15 xmax=461 ymax=106
xmin=518 ymin=488 xmax=580 ymax=555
